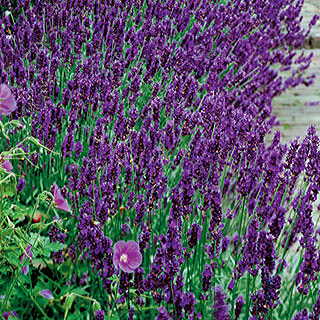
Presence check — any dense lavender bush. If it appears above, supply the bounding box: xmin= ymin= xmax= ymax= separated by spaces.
xmin=0 ymin=0 xmax=320 ymax=319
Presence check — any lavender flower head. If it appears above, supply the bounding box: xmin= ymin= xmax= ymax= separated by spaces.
xmin=16 ymin=177 xmax=26 ymax=192
xmin=113 ymin=240 xmax=142 ymax=273
xmin=156 ymin=306 xmax=173 ymax=319
xmin=94 ymin=310 xmax=105 ymax=320
xmin=235 ymin=295 xmax=244 ymax=319
xmin=0 ymin=84 xmax=17 ymax=115
xmin=213 ymin=286 xmax=230 ymax=320
xmin=292 ymin=309 xmax=309 ymax=320
xmin=52 ymin=184 xmax=71 ymax=212
xmin=187 ymin=223 xmax=202 ymax=248
xmin=121 ymin=223 xmax=131 ymax=235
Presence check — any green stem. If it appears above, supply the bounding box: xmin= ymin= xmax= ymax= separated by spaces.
xmin=16 ymin=278 xmax=51 ymax=320
xmin=245 ymin=273 xmax=251 ymax=319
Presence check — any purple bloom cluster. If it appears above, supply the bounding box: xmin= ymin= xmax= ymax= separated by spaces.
xmin=48 ymin=225 xmax=67 ymax=264
xmin=213 ymin=286 xmax=230 ymax=320
xmin=235 ymin=295 xmax=244 ymax=319
xmin=251 ymin=269 xmax=281 ymax=318
xmin=94 ymin=310 xmax=105 ymax=320
xmin=187 ymin=223 xmax=202 ymax=248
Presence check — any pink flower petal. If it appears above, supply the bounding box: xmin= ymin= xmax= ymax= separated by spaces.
xmin=113 ymin=240 xmax=126 ymax=267
xmin=56 ymin=199 xmax=71 ymax=212
xmin=113 ymin=240 xmax=127 ymax=254
xmin=0 ymin=84 xmax=17 ymax=116
xmin=20 ymin=245 xmax=33 ymax=263
xmin=128 ymin=250 xmax=142 ymax=269
xmin=113 ymin=240 xmax=142 ymax=273
xmin=1 ymin=160 xmax=13 ymax=172
xmin=39 ymin=289 xmax=53 ymax=299
xmin=119 ymin=261 xmax=136 ymax=273
xmin=21 ymin=265 xmax=29 ymax=275
xmin=0 ymin=84 xmax=12 ymax=99
xmin=125 ymin=241 xmax=142 ymax=268
xmin=125 ymin=241 xmax=140 ymax=253
xmin=52 ymin=184 xmax=71 ymax=212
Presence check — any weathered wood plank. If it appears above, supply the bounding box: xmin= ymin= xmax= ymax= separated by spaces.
xmin=269 ymin=48 xmax=320 ymax=144
xmin=301 ymin=0 xmax=320 ymax=34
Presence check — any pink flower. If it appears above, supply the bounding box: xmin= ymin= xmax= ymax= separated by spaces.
xmin=20 ymin=245 xmax=32 ymax=275
xmin=21 ymin=265 xmax=29 ymax=275
xmin=113 ymin=240 xmax=142 ymax=273
xmin=1 ymin=159 xmax=13 ymax=172
xmin=52 ymin=184 xmax=71 ymax=212
xmin=0 ymin=84 xmax=17 ymax=116
xmin=20 ymin=245 xmax=33 ymax=262
xmin=39 ymin=289 xmax=54 ymax=300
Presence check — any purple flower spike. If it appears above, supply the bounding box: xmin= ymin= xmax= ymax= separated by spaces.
xmin=17 ymin=178 xmax=26 ymax=192
xmin=113 ymin=240 xmax=142 ymax=273
xmin=1 ymin=160 xmax=13 ymax=172
xmin=235 ymin=295 xmax=244 ymax=319
xmin=52 ymin=184 xmax=71 ymax=212
xmin=213 ymin=286 xmax=230 ymax=320
xmin=39 ymin=289 xmax=54 ymax=300
xmin=95 ymin=310 xmax=105 ymax=320
xmin=0 ymin=84 xmax=17 ymax=116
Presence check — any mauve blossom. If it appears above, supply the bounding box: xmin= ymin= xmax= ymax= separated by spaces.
xmin=21 ymin=265 xmax=29 ymax=275
xmin=113 ymin=240 xmax=142 ymax=273
xmin=0 ymin=84 xmax=17 ymax=115
xmin=39 ymin=289 xmax=54 ymax=299
xmin=20 ymin=244 xmax=33 ymax=262
xmin=52 ymin=184 xmax=71 ymax=212
xmin=1 ymin=159 xmax=13 ymax=172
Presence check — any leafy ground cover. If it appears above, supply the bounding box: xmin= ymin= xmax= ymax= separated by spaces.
xmin=0 ymin=0 xmax=320 ymax=319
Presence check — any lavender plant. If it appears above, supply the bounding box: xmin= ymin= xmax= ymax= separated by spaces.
xmin=0 ymin=0 xmax=320 ymax=319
